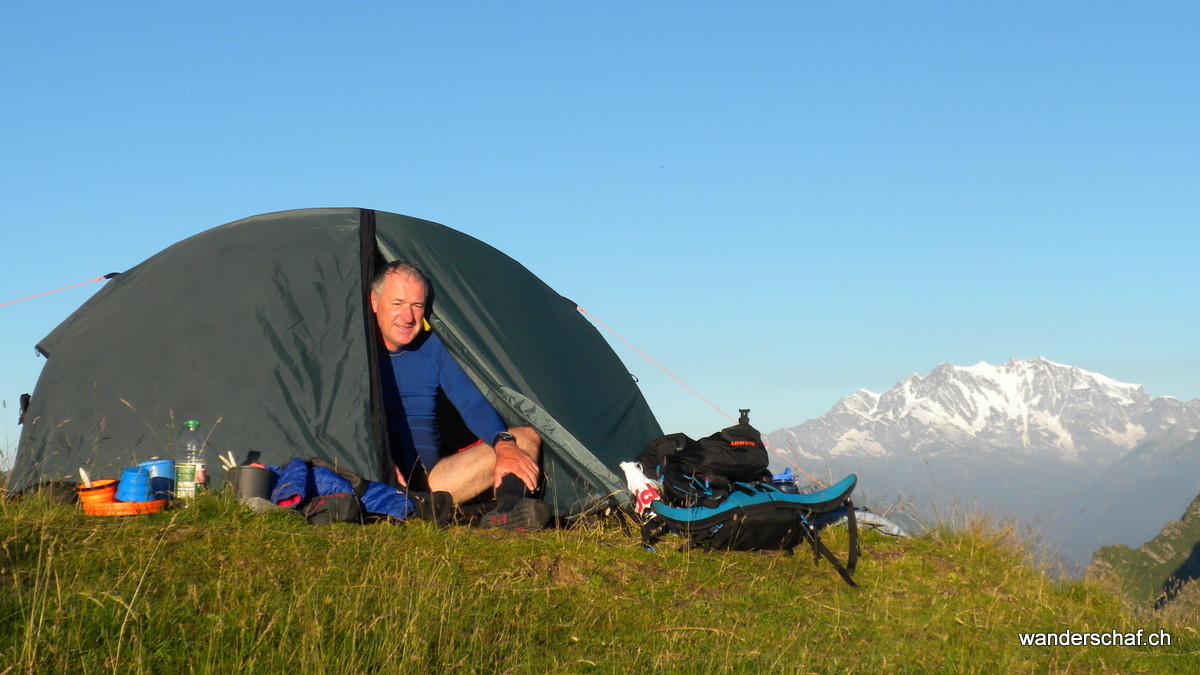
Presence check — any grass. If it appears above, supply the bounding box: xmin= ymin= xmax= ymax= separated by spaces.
xmin=1 ymin=492 xmax=1198 ymax=674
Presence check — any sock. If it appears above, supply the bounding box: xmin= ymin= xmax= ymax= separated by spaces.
xmin=496 ymin=473 xmax=527 ymax=505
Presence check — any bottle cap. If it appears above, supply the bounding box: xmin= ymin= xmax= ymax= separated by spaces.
xmin=185 ymin=419 xmax=200 ymax=429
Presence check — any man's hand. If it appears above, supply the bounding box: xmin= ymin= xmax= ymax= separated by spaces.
xmin=393 ymin=464 xmax=409 ymax=489
xmin=493 ymin=439 xmax=538 ymax=492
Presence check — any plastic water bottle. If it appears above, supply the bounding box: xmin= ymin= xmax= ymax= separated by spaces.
xmin=174 ymin=419 xmax=209 ymax=499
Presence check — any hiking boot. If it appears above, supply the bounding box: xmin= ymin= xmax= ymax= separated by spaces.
xmin=408 ymin=490 xmax=454 ymax=528
xmin=480 ymin=497 xmax=552 ymax=532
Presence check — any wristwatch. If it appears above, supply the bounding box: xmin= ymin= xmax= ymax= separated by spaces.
xmin=493 ymin=431 xmax=516 ymax=446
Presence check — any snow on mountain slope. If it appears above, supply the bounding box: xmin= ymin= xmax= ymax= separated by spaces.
xmin=768 ymin=357 xmax=1200 ymax=466
xmin=764 ymin=358 xmax=1200 ymax=568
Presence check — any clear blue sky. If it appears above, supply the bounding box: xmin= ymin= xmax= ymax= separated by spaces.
xmin=2 ymin=2 xmax=1197 ymax=462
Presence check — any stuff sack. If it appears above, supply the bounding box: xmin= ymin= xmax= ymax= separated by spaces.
xmin=642 ymin=475 xmax=862 ymax=586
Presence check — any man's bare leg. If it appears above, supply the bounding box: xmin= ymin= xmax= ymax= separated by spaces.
xmin=427 ymin=426 xmax=541 ymax=505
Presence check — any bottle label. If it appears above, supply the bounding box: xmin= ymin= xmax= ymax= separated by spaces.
xmin=177 ymin=463 xmax=197 ymax=498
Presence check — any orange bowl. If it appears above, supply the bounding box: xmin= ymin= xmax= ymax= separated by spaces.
xmin=82 ymin=499 xmax=168 ymax=516
xmin=77 ymin=478 xmax=119 ymax=506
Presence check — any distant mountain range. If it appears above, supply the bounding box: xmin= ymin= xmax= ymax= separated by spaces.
xmin=765 ymin=357 xmax=1200 ymax=569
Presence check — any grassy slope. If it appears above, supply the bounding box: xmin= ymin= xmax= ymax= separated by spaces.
xmin=2 ymin=494 xmax=1197 ymax=674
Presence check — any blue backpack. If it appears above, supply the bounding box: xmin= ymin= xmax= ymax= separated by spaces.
xmin=636 ymin=412 xmax=862 ymax=586
xmin=642 ymin=476 xmax=861 ymax=586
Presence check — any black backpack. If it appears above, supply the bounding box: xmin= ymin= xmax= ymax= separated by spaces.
xmin=637 ymin=411 xmax=771 ymax=509
xmin=635 ymin=411 xmax=862 ymax=586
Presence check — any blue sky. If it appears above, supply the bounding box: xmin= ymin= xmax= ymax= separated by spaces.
xmin=2 ymin=2 xmax=1197 ymax=461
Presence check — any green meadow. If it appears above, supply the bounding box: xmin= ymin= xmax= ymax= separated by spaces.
xmin=1 ymin=492 xmax=1197 ymax=674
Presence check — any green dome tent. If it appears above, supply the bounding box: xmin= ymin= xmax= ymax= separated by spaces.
xmin=12 ymin=208 xmax=663 ymax=515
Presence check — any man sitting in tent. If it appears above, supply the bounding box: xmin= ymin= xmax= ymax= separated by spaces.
xmin=370 ymin=260 xmax=551 ymax=531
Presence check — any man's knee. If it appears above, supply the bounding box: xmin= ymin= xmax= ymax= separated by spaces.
xmin=509 ymin=426 xmax=541 ymax=456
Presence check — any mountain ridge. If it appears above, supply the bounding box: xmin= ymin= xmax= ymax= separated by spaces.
xmin=770 ymin=356 xmax=1200 ymax=465
xmin=765 ymin=357 xmax=1200 ymax=568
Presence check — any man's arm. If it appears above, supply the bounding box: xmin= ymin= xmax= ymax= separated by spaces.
xmin=432 ymin=337 xmax=539 ymax=490
xmin=436 ymin=351 xmax=507 ymax=449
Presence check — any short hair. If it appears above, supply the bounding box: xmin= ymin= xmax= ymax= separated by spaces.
xmin=371 ymin=260 xmax=428 ymax=295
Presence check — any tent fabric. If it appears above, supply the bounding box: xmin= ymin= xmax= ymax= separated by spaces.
xmin=12 ymin=208 xmax=664 ymax=515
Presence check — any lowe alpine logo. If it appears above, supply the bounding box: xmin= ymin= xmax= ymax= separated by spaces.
xmin=729 ymin=440 xmax=757 ymax=446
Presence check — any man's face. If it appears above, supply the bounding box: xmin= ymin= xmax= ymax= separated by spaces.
xmin=370 ymin=272 xmax=427 ymax=350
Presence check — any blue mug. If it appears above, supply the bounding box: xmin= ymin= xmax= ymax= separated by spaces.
xmin=139 ymin=458 xmax=175 ymax=500
xmin=116 ymin=466 xmax=153 ymax=502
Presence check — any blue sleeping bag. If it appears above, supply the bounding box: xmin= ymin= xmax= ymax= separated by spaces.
xmin=268 ymin=457 xmax=415 ymax=521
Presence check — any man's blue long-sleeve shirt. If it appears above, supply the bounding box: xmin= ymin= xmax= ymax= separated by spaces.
xmin=378 ymin=331 xmax=507 ymax=471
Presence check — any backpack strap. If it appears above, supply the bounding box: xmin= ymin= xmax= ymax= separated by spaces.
xmin=799 ymin=497 xmax=860 ymax=587
xmin=845 ymin=499 xmax=860 ymax=576
xmin=805 ymin=524 xmax=859 ymax=587
xmin=640 ymin=517 xmax=670 ymax=551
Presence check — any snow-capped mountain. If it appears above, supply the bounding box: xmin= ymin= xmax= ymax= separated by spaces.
xmin=765 ymin=357 xmax=1200 ymax=569
xmin=769 ymin=357 xmax=1200 ymax=466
